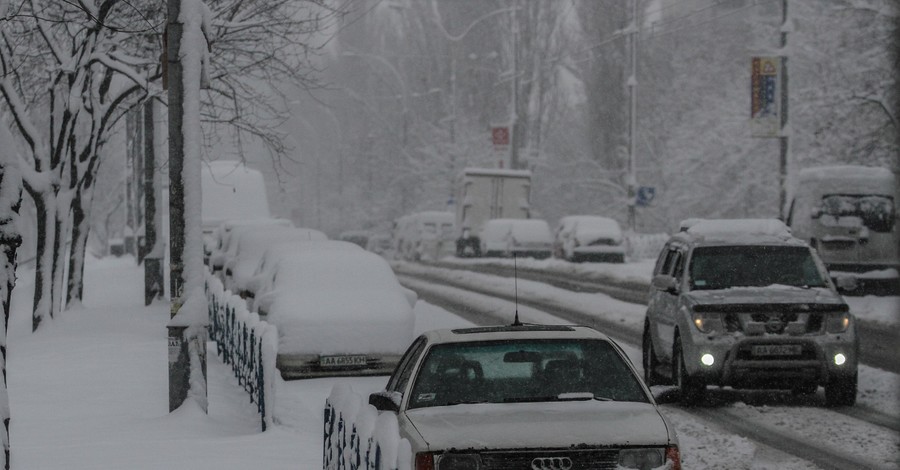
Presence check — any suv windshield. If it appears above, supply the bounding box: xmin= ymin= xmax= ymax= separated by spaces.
xmin=689 ymin=245 xmax=828 ymax=291
xmin=407 ymin=339 xmax=648 ymax=409
xmin=819 ymin=194 xmax=895 ymax=232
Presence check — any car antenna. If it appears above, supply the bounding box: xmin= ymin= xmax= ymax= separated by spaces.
xmin=512 ymin=253 xmax=522 ymax=326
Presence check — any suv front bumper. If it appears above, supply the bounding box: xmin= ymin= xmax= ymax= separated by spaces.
xmin=682 ymin=330 xmax=858 ymax=388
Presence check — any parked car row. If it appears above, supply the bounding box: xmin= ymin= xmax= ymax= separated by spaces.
xmin=206 ymin=219 xmax=416 ymax=379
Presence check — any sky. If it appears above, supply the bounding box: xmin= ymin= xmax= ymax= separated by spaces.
xmin=5 ymin=254 xmax=898 ymax=469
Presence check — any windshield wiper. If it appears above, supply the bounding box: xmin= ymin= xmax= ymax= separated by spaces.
xmin=504 ymin=393 xmax=610 ymax=403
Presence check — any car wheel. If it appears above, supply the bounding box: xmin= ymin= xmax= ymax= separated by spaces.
xmin=825 ymin=372 xmax=857 ymax=407
xmin=642 ymin=323 xmax=666 ymax=386
xmin=674 ymin=337 xmax=705 ymax=405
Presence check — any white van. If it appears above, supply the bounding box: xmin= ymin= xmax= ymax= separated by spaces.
xmin=787 ymin=165 xmax=898 ymax=293
xmin=393 ymin=211 xmax=455 ymax=261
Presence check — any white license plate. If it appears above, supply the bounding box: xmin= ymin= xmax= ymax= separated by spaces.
xmin=751 ymin=344 xmax=802 ymax=356
xmin=319 ymin=355 xmax=368 ymax=368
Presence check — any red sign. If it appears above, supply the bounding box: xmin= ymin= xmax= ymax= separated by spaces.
xmin=492 ymin=127 xmax=510 ymax=146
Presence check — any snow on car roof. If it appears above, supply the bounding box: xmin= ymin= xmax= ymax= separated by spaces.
xmin=463 ymin=167 xmax=532 ymax=178
xmin=482 ymin=219 xmax=553 ymax=242
xmin=682 ymin=218 xmax=800 ymax=244
xmin=425 ymin=324 xmax=609 ymax=344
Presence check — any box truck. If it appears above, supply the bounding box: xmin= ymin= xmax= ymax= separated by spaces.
xmin=454 ymin=167 xmax=532 ymax=257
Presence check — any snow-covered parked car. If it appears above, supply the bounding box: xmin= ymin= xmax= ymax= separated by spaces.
xmin=642 ymin=218 xmax=859 ymax=407
xmin=206 ymin=217 xmax=294 ymax=266
xmin=554 ymin=215 xmax=626 ymax=263
xmin=368 ymin=324 xmax=681 ymax=469
xmin=222 ymin=226 xmax=327 ymax=294
xmin=263 ymin=249 xmax=416 ymax=379
xmin=479 ymin=219 xmax=553 ymax=259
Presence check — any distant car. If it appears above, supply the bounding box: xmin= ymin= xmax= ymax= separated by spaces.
xmin=338 ymin=230 xmax=375 ymax=249
xmin=365 ymin=233 xmax=393 ymax=256
xmin=554 ymin=215 xmax=626 ymax=263
xmin=262 ymin=249 xmax=416 ymax=379
xmin=642 ymin=219 xmax=859 ymax=407
xmin=246 ymin=240 xmax=365 ymax=313
xmin=368 ymin=324 xmax=681 ymax=470
xmin=480 ymin=219 xmax=553 ymax=259
xmin=222 ymin=226 xmax=327 ymax=293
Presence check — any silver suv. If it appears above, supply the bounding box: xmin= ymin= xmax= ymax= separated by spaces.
xmin=642 ymin=219 xmax=859 ymax=407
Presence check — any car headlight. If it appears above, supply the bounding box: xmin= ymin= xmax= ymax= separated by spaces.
xmin=691 ymin=311 xmax=723 ymax=334
xmin=435 ymin=453 xmax=481 ymax=470
xmin=826 ymin=311 xmax=851 ymax=333
xmin=618 ymin=448 xmax=665 ymax=470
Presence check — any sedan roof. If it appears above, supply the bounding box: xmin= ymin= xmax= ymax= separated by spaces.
xmin=421 ymin=324 xmax=610 ymax=345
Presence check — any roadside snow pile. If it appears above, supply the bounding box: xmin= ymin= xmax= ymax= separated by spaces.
xmin=324 ymin=384 xmax=411 ymax=470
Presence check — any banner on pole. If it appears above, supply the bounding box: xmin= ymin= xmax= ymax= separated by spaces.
xmin=750 ymin=56 xmax=782 ymax=138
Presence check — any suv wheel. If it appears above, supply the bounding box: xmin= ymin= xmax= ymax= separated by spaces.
xmin=674 ymin=337 xmax=705 ymax=405
xmin=825 ymin=372 xmax=857 ymax=407
xmin=642 ymin=323 xmax=667 ymax=386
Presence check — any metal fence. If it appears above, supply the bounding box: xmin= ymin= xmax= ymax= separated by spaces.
xmin=205 ymin=272 xmax=278 ymax=431
xmin=324 ymin=384 xmax=411 ymax=470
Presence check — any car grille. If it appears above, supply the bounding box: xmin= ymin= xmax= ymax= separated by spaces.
xmin=717 ymin=307 xmax=835 ymax=335
xmin=480 ymin=449 xmax=620 ymax=470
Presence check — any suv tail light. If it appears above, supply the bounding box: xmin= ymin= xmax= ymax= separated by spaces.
xmin=416 ymin=453 xmax=435 ymax=470
xmin=666 ymin=445 xmax=682 ymax=470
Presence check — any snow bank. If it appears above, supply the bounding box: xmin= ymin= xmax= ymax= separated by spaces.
xmin=324 ymin=384 xmax=411 ymax=470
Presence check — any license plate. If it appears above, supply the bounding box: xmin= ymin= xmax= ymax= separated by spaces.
xmin=751 ymin=344 xmax=802 ymax=356
xmin=319 ymin=355 xmax=368 ymax=368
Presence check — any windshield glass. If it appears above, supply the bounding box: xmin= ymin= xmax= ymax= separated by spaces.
xmin=819 ymin=194 xmax=895 ymax=232
xmin=689 ymin=245 xmax=828 ymax=291
xmin=407 ymin=339 xmax=648 ymax=409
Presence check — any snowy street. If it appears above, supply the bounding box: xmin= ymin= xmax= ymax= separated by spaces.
xmin=6 ymin=256 xmax=898 ymax=469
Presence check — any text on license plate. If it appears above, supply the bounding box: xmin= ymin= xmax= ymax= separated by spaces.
xmin=320 ymin=355 xmax=368 ymax=368
xmin=751 ymin=345 xmax=802 ymax=356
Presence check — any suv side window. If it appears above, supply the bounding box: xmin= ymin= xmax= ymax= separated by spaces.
xmin=387 ymin=336 xmax=428 ymax=393
xmin=653 ymin=244 xmax=671 ymax=275
xmin=660 ymin=248 xmax=679 ymax=275
xmin=672 ymin=251 xmax=685 ymax=281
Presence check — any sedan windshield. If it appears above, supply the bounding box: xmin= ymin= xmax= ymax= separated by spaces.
xmin=689 ymin=245 xmax=828 ymax=291
xmin=407 ymin=339 xmax=648 ymax=409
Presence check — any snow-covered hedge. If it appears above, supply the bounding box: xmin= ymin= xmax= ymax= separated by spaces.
xmin=324 ymin=384 xmax=411 ymax=470
xmin=205 ymin=272 xmax=278 ymax=431
xmin=624 ymin=232 xmax=669 ymax=261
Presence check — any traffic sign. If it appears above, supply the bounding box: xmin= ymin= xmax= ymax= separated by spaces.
xmin=636 ymin=186 xmax=656 ymax=207
xmin=492 ymin=126 xmax=509 ymax=146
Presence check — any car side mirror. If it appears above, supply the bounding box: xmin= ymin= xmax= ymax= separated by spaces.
xmin=369 ymin=391 xmax=401 ymax=413
xmin=651 ymin=274 xmax=679 ymax=294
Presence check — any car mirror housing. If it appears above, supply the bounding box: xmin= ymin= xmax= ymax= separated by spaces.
xmin=369 ymin=391 xmax=401 ymax=413
xmin=651 ymin=274 xmax=679 ymax=294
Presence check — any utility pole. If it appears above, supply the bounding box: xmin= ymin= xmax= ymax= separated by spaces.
xmin=627 ymin=0 xmax=639 ymax=231
xmin=778 ymin=0 xmax=790 ymax=219
xmin=509 ymin=0 xmax=520 ymax=170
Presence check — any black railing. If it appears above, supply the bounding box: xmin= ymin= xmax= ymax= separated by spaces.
xmin=324 ymin=385 xmax=409 ymax=470
xmin=205 ymin=272 xmax=277 ymax=431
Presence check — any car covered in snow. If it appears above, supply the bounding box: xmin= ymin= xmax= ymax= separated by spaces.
xmin=368 ymin=324 xmax=681 ymax=470
xmin=479 ymin=219 xmax=553 ymax=259
xmin=222 ymin=226 xmax=327 ymax=294
xmin=554 ymin=215 xmax=626 ymax=263
xmin=262 ymin=249 xmax=416 ymax=379
xmin=642 ymin=219 xmax=859 ymax=407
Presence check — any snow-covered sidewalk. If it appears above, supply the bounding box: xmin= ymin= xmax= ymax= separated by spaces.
xmin=7 ymin=257 xmax=305 ymax=469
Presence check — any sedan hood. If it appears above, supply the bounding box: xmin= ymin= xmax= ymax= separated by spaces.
xmin=405 ymin=401 xmax=671 ymax=451
xmin=686 ymin=286 xmax=845 ymax=307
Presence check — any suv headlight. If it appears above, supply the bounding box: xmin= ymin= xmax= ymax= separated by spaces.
xmin=691 ymin=311 xmax=723 ymax=334
xmin=618 ymin=448 xmax=665 ymax=469
xmin=435 ymin=453 xmax=481 ymax=470
xmin=826 ymin=311 xmax=851 ymax=333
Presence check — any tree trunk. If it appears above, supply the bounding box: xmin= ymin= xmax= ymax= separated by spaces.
xmin=51 ymin=201 xmax=69 ymax=317
xmin=30 ymin=192 xmax=56 ymax=331
xmin=66 ymin=194 xmax=89 ymax=307
xmin=0 ymin=161 xmax=22 ymax=470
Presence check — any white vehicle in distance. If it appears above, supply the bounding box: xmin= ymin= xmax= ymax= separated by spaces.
xmin=262 ymin=249 xmax=416 ymax=379
xmin=394 ymin=211 xmax=455 ymax=261
xmin=368 ymin=324 xmax=681 ymax=470
xmin=222 ymin=226 xmax=328 ymax=295
xmin=554 ymin=215 xmax=626 ymax=263
xmin=480 ymin=219 xmax=553 ymax=259
xmin=207 ymin=217 xmax=294 ymax=267
xmin=246 ymin=240 xmax=366 ymax=314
